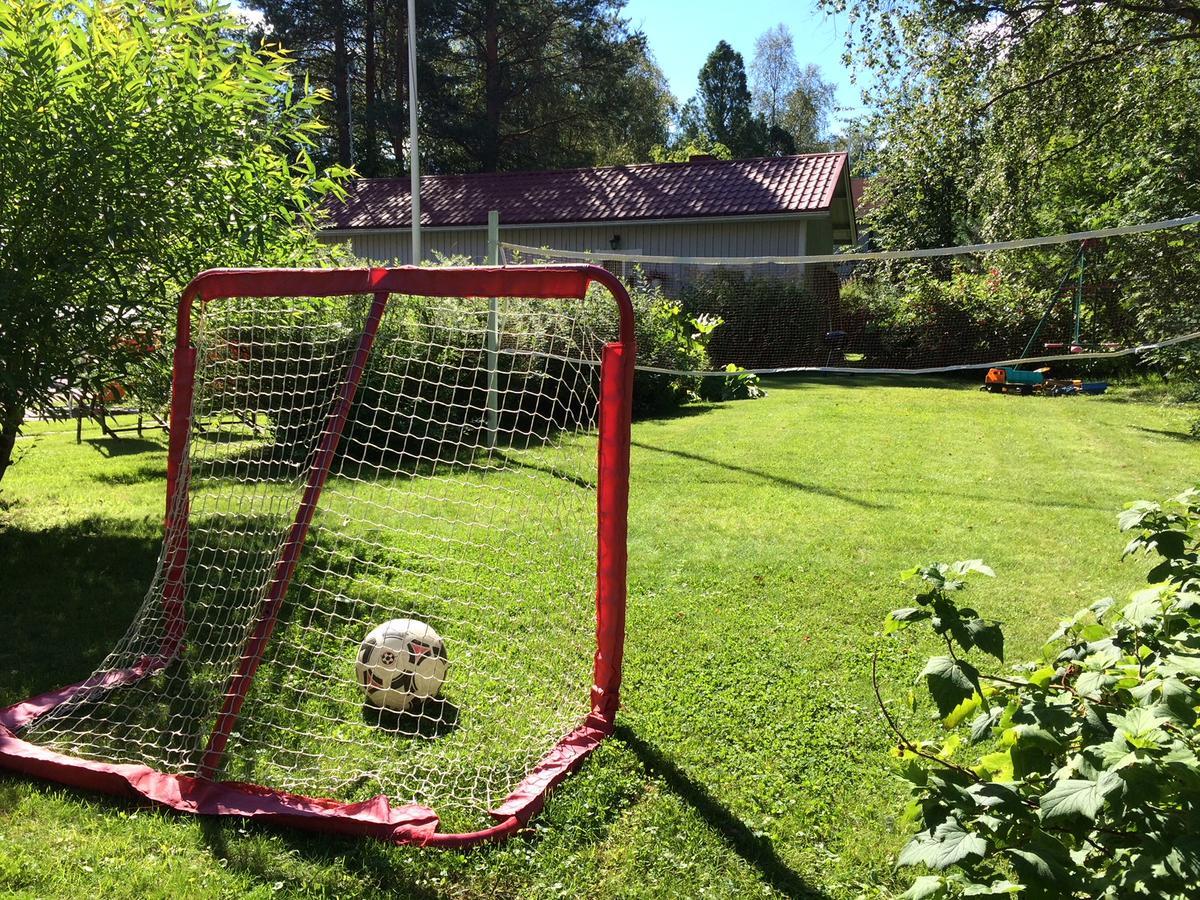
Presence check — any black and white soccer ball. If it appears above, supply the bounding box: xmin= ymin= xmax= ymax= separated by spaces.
xmin=355 ymin=619 xmax=448 ymax=712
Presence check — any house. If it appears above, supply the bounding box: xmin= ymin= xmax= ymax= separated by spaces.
xmin=321 ymin=153 xmax=858 ymax=267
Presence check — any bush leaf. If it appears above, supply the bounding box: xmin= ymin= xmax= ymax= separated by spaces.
xmin=920 ymin=656 xmax=982 ymax=719
xmin=897 ymin=818 xmax=988 ymax=870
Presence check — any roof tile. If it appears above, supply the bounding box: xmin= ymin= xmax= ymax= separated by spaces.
xmin=324 ymin=153 xmax=848 ymax=230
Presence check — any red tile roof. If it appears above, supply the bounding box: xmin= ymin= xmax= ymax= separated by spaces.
xmin=324 ymin=153 xmax=850 ymax=230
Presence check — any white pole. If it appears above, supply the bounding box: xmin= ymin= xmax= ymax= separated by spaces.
xmin=406 ymin=0 xmax=421 ymax=265
xmin=486 ymin=210 xmax=500 ymax=447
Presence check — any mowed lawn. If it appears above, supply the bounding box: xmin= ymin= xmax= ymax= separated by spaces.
xmin=1 ymin=377 xmax=1197 ymax=898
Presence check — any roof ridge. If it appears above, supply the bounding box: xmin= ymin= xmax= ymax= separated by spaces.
xmin=347 ymin=152 xmax=849 ymax=185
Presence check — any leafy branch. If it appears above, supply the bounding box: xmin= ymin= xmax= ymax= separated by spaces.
xmin=881 ymin=488 xmax=1200 ymax=898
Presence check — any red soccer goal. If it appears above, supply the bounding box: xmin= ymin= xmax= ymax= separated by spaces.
xmin=0 ymin=265 xmax=634 ymax=847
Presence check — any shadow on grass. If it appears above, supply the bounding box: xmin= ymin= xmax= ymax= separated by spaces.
xmin=631 ymin=441 xmax=887 ymax=511
xmin=83 ymin=437 xmax=165 ymax=458
xmin=0 ymin=518 xmax=160 ymax=701
xmin=615 ymin=724 xmax=827 ymax=899
xmin=1132 ymin=426 xmax=1197 ymax=443
xmin=91 ymin=462 xmax=168 ymax=486
xmin=362 ymin=696 xmax=461 ymax=738
xmin=197 ymin=816 xmax=447 ymax=900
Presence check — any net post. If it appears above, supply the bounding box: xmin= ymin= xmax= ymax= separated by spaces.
xmin=486 ymin=210 xmax=500 ymax=447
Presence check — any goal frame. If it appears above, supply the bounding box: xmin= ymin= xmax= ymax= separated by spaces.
xmin=0 ymin=265 xmax=635 ymax=848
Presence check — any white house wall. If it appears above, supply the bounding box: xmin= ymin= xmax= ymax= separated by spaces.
xmin=322 ymin=218 xmax=812 ymax=266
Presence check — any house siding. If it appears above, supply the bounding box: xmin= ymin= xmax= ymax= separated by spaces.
xmin=322 ymin=218 xmax=810 ymax=265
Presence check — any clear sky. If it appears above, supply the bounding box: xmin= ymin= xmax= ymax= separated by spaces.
xmin=621 ymin=0 xmax=863 ymax=125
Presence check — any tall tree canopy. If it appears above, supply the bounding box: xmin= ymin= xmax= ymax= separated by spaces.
xmin=823 ymin=0 xmax=1200 ymax=379
xmin=821 ymin=0 xmax=1200 ymax=243
xmin=669 ymin=34 xmax=839 ymax=159
xmin=750 ymin=25 xmax=837 ymax=152
xmin=248 ymin=0 xmax=672 ymax=174
xmin=695 ymin=40 xmax=760 ymax=156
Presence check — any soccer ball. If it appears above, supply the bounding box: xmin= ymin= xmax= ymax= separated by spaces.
xmin=355 ymin=619 xmax=448 ymax=712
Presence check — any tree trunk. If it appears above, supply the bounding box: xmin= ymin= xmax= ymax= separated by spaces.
xmin=331 ymin=0 xmax=353 ymax=168
xmin=364 ymin=0 xmax=378 ymax=175
xmin=0 ymin=401 xmax=24 ymax=487
xmin=481 ymin=0 xmax=502 ymax=172
xmin=391 ymin=0 xmax=407 ymax=165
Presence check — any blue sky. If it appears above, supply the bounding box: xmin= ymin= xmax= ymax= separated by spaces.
xmin=621 ymin=0 xmax=862 ymax=124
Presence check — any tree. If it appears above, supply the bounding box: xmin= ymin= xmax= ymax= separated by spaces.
xmin=246 ymin=0 xmax=669 ymax=174
xmin=695 ymin=40 xmax=763 ymax=157
xmin=750 ymin=25 xmax=799 ymax=127
xmin=0 ymin=0 xmax=347 ymax=485
xmin=749 ymin=25 xmax=838 ymax=152
xmin=822 ymin=0 xmax=1200 ymax=388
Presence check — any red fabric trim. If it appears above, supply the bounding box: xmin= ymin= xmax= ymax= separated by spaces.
xmin=0 ymin=727 xmax=440 ymax=844
xmin=0 ymin=658 xmax=166 ymax=732
xmin=489 ymin=715 xmax=613 ymax=820
xmin=184 ymin=266 xmax=596 ymax=303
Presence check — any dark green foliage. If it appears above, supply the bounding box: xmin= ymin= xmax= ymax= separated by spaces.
xmin=693 ymin=41 xmax=763 ymax=159
xmin=838 ymin=265 xmax=1054 ymax=368
xmin=0 ymin=0 xmax=348 ymax=485
xmin=248 ymin=0 xmax=673 ymax=174
xmin=882 ymin=489 xmax=1200 ymax=898
xmin=678 ymin=269 xmax=833 ymax=369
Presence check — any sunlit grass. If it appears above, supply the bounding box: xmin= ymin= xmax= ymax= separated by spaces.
xmin=2 ymin=381 xmax=1198 ymax=898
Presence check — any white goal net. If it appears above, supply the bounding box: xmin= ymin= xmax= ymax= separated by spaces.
xmin=11 ymin=268 xmax=631 ymax=839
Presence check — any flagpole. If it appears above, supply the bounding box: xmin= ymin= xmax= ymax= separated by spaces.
xmin=407 ymin=0 xmax=421 ymax=265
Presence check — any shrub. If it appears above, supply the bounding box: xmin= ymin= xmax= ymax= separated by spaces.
xmin=216 ymin=270 xmax=723 ymax=469
xmin=678 ymin=269 xmax=830 ymax=369
xmin=839 ymin=265 xmax=1052 ymax=368
xmin=0 ymin=0 xmax=347 ymax=484
xmin=880 ymin=489 xmax=1200 ymax=898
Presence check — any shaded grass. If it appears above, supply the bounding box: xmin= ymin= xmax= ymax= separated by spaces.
xmin=2 ymin=382 xmax=1198 ymax=897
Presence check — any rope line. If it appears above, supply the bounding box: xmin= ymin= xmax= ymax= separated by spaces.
xmin=500 ymin=214 xmax=1200 ymax=266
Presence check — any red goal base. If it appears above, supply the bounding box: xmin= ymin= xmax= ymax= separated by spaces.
xmin=0 ymin=664 xmax=613 ymax=847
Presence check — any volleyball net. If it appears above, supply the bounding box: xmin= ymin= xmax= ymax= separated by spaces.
xmin=501 ymin=215 xmax=1200 ymax=379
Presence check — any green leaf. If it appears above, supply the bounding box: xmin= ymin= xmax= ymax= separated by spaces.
xmin=1119 ymin=586 xmax=1167 ymax=627
xmin=969 ymin=707 xmax=1003 ymax=744
xmin=886 ymin=607 xmax=931 ymax=634
xmin=950 ymin=559 xmax=995 ymax=578
xmin=965 ymin=618 xmax=1004 ymax=661
xmin=1038 ymin=772 xmax=1122 ymax=822
xmin=897 ymin=818 xmax=988 ymax=870
xmin=1118 ymin=500 xmax=1160 ymax=531
xmin=1005 ymin=846 xmax=1074 ymax=888
xmin=920 ymin=656 xmax=983 ymax=720
xmin=1109 ymin=707 xmax=1170 ymax=749
xmin=944 ymin=693 xmax=982 ymax=728
xmin=901 ymin=875 xmax=946 ymax=900
xmin=1164 ymin=652 xmax=1200 ymax=677
xmin=974 ymin=749 xmax=1014 ymax=782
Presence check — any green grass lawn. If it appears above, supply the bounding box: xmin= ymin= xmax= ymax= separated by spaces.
xmin=1 ymin=377 xmax=1197 ymax=898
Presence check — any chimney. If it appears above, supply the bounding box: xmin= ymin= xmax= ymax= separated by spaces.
xmin=688 ymin=153 xmax=717 ymax=163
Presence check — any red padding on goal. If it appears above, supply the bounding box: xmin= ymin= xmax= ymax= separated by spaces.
xmin=0 ymin=679 xmax=609 ymax=847
xmin=0 ymin=723 xmax=441 ymax=843
xmin=186 ymin=266 xmax=594 ymax=303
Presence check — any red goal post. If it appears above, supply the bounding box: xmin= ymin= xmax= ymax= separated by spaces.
xmin=0 ymin=265 xmax=635 ymax=848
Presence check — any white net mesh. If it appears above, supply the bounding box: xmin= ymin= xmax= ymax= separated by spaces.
xmin=503 ymin=217 xmax=1200 ymax=376
xmin=20 ymin=285 xmax=617 ymax=832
